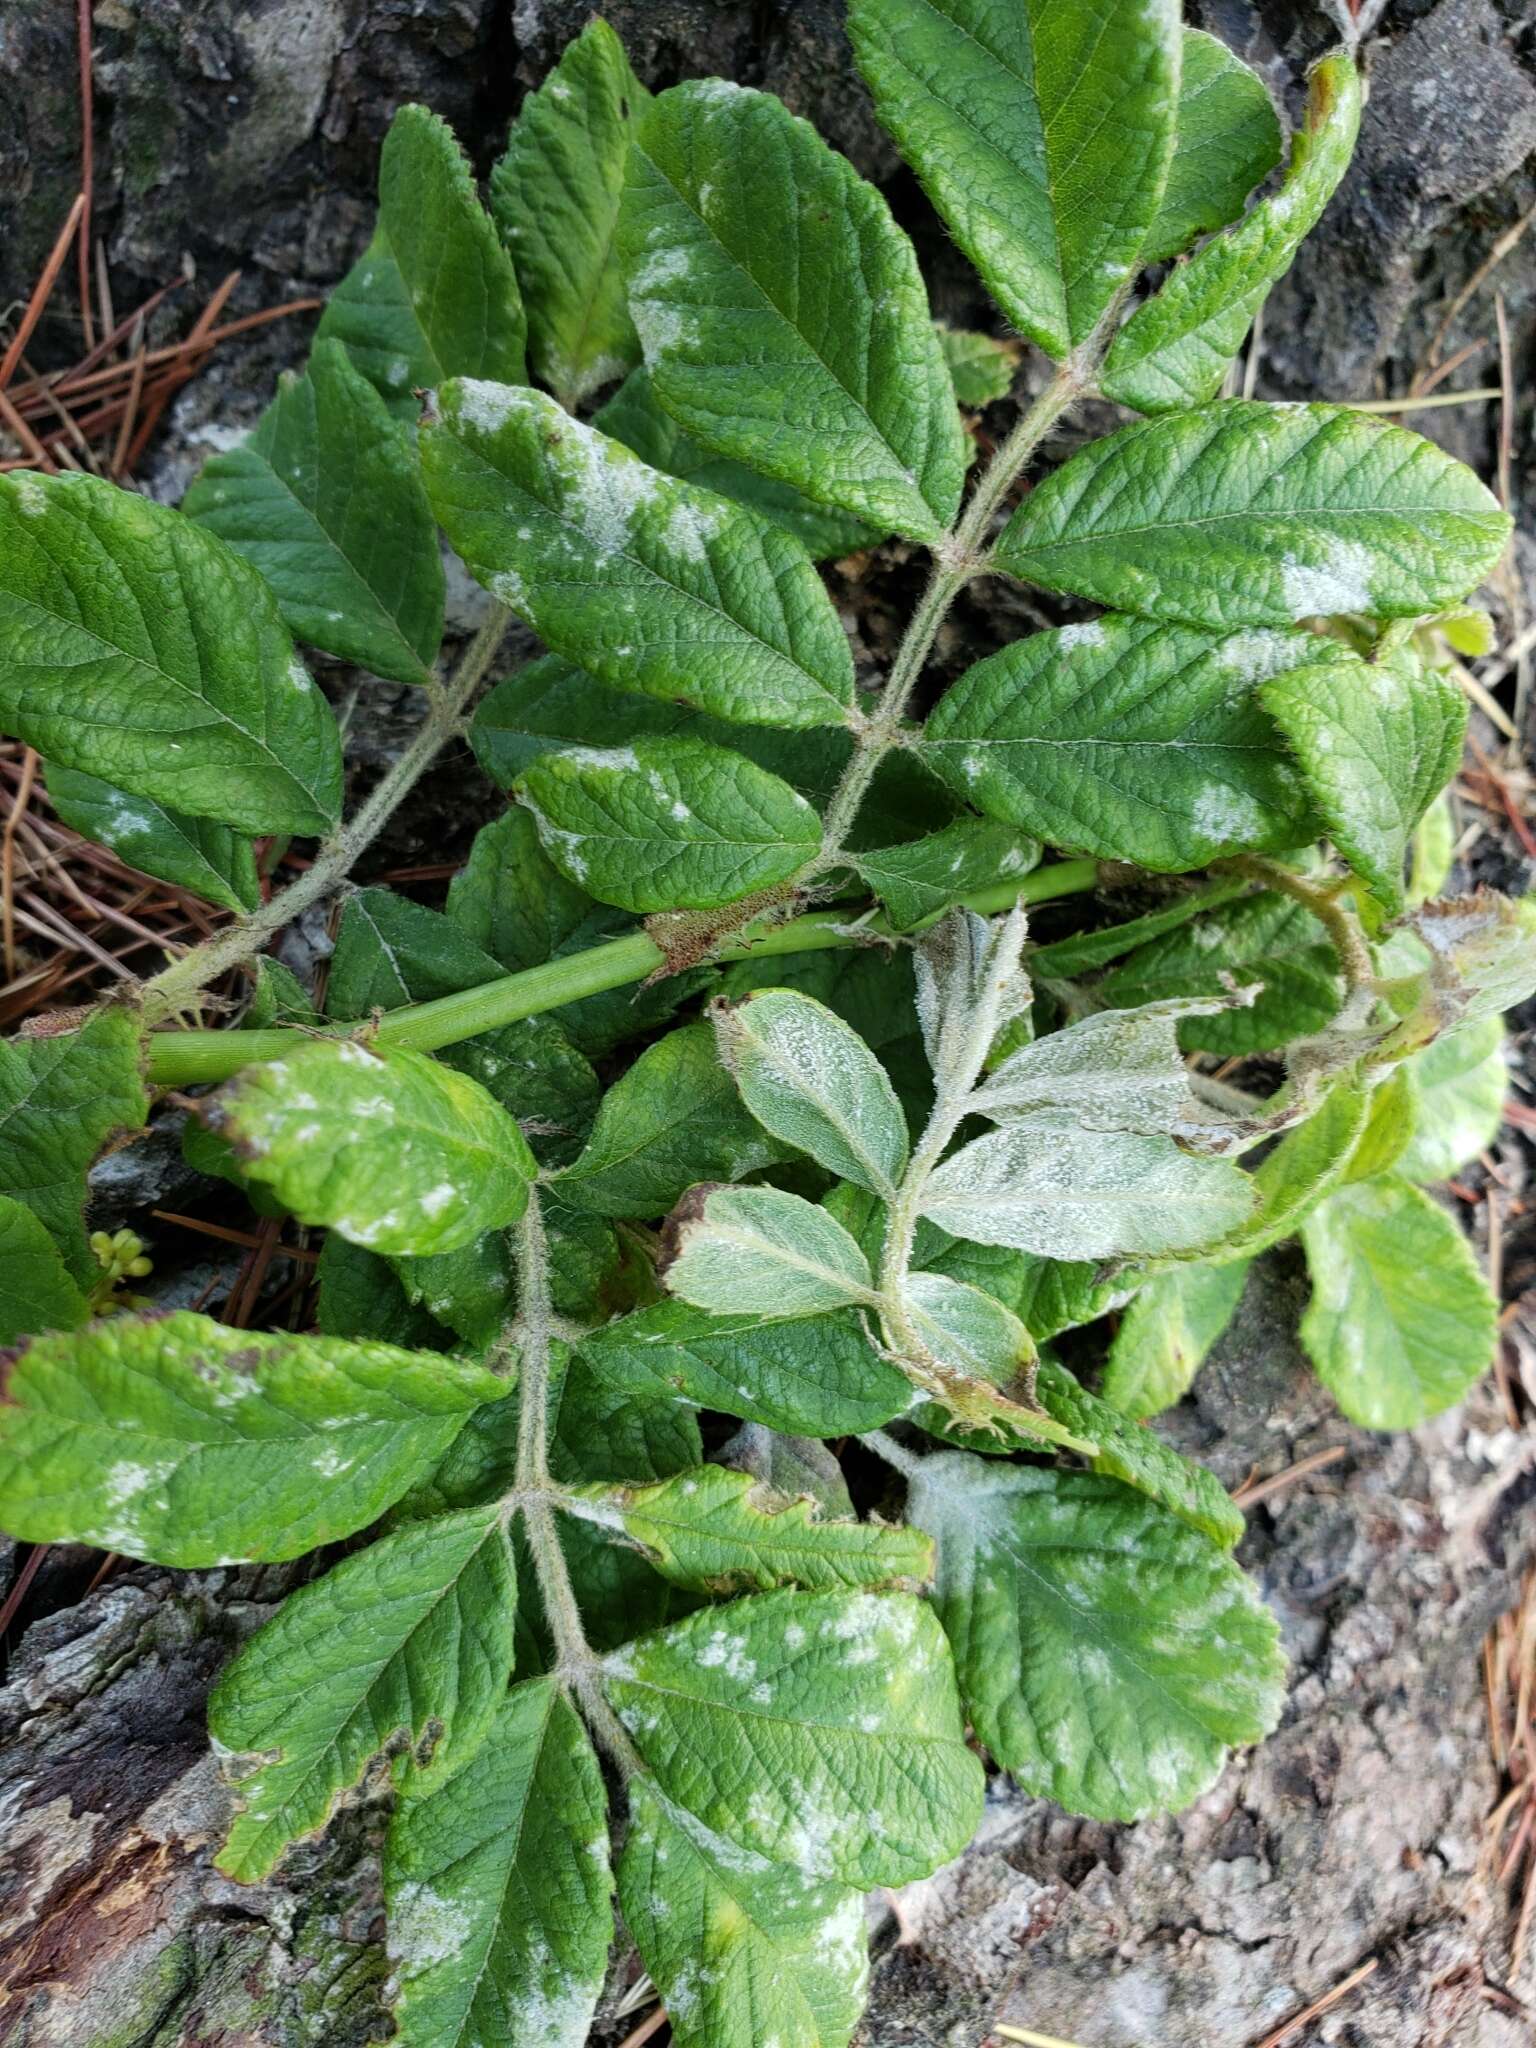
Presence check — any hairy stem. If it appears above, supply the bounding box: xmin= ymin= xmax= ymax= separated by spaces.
xmin=1224 ymin=853 xmax=1377 ymax=998
xmin=511 ymin=1187 xmax=638 ymax=1771
xmin=876 ymin=902 xmax=1030 ymax=1334
xmin=816 ymin=363 xmax=1086 ymax=867
xmin=137 ymin=605 xmax=515 ymax=1024
xmin=863 ymin=1427 xmax=925 ymax=1482
xmin=143 ymin=858 xmax=1099 ymax=1085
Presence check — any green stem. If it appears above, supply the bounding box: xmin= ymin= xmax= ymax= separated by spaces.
xmin=815 ymin=363 xmax=1086 ymax=867
xmin=1224 ymin=853 xmax=1376 ymax=997
xmin=143 ymin=858 xmax=1100 ymax=1086
xmin=137 ymin=606 xmax=515 ymax=1024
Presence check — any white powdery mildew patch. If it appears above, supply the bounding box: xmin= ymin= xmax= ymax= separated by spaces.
xmin=1279 ymin=541 xmax=1378 ymax=619
xmin=285 ymin=656 xmax=314 ymax=694
xmin=516 ymin=1937 xmax=602 ymax=2048
xmin=695 ymin=1629 xmax=758 ymax=1683
xmin=309 ymin=1445 xmax=354 ymax=1478
xmin=1188 ymin=781 xmax=1269 ymax=843
xmin=557 ymin=417 xmax=665 ymax=559
xmin=417 ymin=1182 xmax=458 ymax=1218
xmin=388 ymin=1880 xmax=470 ymax=1969
xmin=13 ymin=475 xmax=48 ymax=516
xmin=1215 ymin=628 xmax=1294 ymax=685
xmin=1056 ymin=619 xmax=1106 ymax=651
xmin=452 ymin=377 xmax=528 ymax=437
xmin=332 ymin=1040 xmax=385 ymax=1069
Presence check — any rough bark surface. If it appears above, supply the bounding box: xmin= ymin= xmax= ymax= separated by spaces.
xmin=1 ymin=2 xmax=1534 ymax=2044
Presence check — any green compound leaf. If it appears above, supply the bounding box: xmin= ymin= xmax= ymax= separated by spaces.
xmin=426 ymin=382 xmax=856 ymax=732
xmin=572 ymin=1464 xmax=933 ymax=1595
xmin=0 ymin=473 xmax=343 ymax=836
xmin=45 ymin=764 xmax=260 ymax=915
xmin=596 ymin=369 xmax=878 ymax=563
xmin=0 ymin=1309 xmax=508 ymax=1564
xmin=212 ymin=1503 xmax=516 ymax=1882
xmin=849 ymin=0 xmax=1180 ymax=363
xmin=969 ymin=994 xmax=1234 ymax=1138
xmin=918 ymin=1125 xmax=1253 ymax=1261
xmin=0 ymin=1003 xmax=147 ymax=1285
xmin=1104 ymin=53 xmax=1360 ymax=413
xmin=1141 ymin=29 xmax=1282 ymax=266
xmin=0 ymin=1197 xmax=88 ymax=1345
xmin=601 ymin=1587 xmax=984 ymax=1886
xmin=993 ymin=402 xmax=1511 ymax=631
xmin=576 ymin=1302 xmax=914 ymax=1438
xmin=491 ymin=18 xmax=648 ymax=408
xmin=517 ymin=738 xmax=822 ymax=913
xmin=619 ymin=1778 xmax=868 ymax=2048
xmin=1100 ymin=890 xmax=1341 ymax=1057
xmin=935 ymin=324 xmax=1020 ymax=408
xmin=661 ymin=1185 xmax=877 ymax=1317
xmin=1398 ymin=1016 xmax=1505 ymax=1184
xmin=1034 ymin=1358 xmax=1245 ymax=1549
xmin=1100 ymin=1259 xmax=1251 ymax=1420
xmin=208 ymin=1040 xmax=536 ymax=1256
xmin=386 ymin=1676 xmax=612 ymax=2048
xmin=922 ymin=617 xmax=1325 ymax=871
xmin=182 ymin=339 xmax=445 ymax=689
xmin=853 ymin=818 xmax=1039 ymax=931
xmin=907 ymin=1455 xmax=1284 ymax=1820
xmin=317 ymin=103 xmax=525 ymax=408
xmin=712 ymin=988 xmax=909 ymax=1197
xmin=1261 ymin=645 xmax=1467 ymax=916
xmin=620 ymin=80 xmax=967 ymax=543
xmin=554 ymin=1019 xmax=787 ymax=1221
xmin=1299 ymin=1174 xmax=1497 ymax=1429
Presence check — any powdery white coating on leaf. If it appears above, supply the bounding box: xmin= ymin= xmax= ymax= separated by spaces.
xmin=452 ymin=376 xmax=529 ymax=437
xmin=1279 ymin=540 xmax=1379 ymax=618
xmin=14 ymin=476 xmax=48 ymax=517
xmin=1056 ymin=618 xmax=1107 ymax=650
xmin=388 ymin=1881 xmax=470 ymax=1969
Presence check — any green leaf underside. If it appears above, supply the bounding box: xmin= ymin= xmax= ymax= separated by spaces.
xmin=853 ymin=818 xmax=1039 ymax=929
xmin=517 ymin=738 xmax=822 ymax=913
xmin=317 ymin=103 xmax=525 ymax=408
xmin=183 ymin=339 xmax=445 ymax=687
xmin=212 ymin=1504 xmax=516 ymax=1881
xmin=1101 ymin=891 xmax=1341 ymax=1057
xmin=490 ymin=17 xmax=648 ymax=407
xmin=1139 ymin=29 xmax=1282 ymax=266
xmin=602 ymin=1587 xmax=983 ymax=1885
xmin=0 ymin=1196 xmax=88 ymax=1344
xmin=919 ymin=1125 xmax=1253 ymax=1260
xmin=0 ymin=1004 xmax=148 ymax=1285
xmin=1398 ymin=1016 xmax=1505 ymax=1184
xmin=425 ymin=382 xmax=856 ymax=732
xmin=1227 ymin=1080 xmax=1370 ymax=1258
xmin=577 ymin=1302 xmax=914 ymax=1437
xmin=386 ymin=1675 xmax=613 ymax=2048
xmin=662 ymin=1185 xmax=875 ymax=1317
xmin=909 ymin=1456 xmax=1284 ymax=1820
xmin=935 ymin=325 xmax=1019 ymax=408
xmin=211 ymin=1039 xmax=536 ymax=1257
xmin=1101 ymin=1260 xmax=1251 ymax=1419
xmin=993 ymin=402 xmax=1511 ymax=631
xmin=620 ymin=1778 xmax=868 ymax=2048
xmin=923 ymin=616 xmax=1326 ymax=870
xmin=0 ymin=473 xmax=342 ymax=835
xmin=45 ymin=763 xmax=260 ymax=914
xmin=577 ymin=1464 xmax=933 ymax=1594
xmin=0 ymin=1310 xmax=507 ymax=1565
xmin=1261 ymin=646 xmax=1466 ymax=916
xmin=558 ymin=1022 xmax=789 ymax=1217
xmin=620 ymin=79 xmax=967 ymax=542
xmin=714 ymin=989 xmax=909 ymax=1196
xmin=849 ymin=0 xmax=1180 ymax=362
xmin=1299 ymin=1175 xmax=1496 ymax=1429
xmin=596 ymin=369 xmax=879 ymax=562
xmin=1104 ymin=54 xmax=1360 ymax=413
